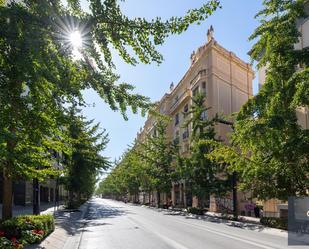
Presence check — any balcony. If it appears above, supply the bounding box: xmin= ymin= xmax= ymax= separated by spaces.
xmin=170 ymin=89 xmax=190 ymax=114
xmin=190 ymin=69 xmax=207 ymax=87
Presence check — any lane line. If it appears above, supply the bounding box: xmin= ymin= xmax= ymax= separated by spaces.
xmin=127 ymin=217 xmax=190 ymax=249
xmin=178 ymin=221 xmax=276 ymax=249
xmin=157 ymin=215 xmax=280 ymax=249
xmin=124 ymin=203 xmax=279 ymax=249
xmin=101 ymin=200 xmax=280 ymax=249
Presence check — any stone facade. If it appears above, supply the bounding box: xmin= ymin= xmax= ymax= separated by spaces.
xmin=135 ymin=27 xmax=254 ymax=214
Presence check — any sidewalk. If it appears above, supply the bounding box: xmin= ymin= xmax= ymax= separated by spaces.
xmin=0 ymin=203 xmax=64 ymax=219
xmin=27 ymin=202 xmax=89 ymax=249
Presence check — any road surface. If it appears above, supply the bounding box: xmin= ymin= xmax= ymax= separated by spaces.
xmin=73 ymin=198 xmax=308 ymax=249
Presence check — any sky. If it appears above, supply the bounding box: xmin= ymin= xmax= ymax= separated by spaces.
xmin=80 ymin=0 xmax=264 ymax=162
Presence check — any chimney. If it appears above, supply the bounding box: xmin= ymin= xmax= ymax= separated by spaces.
xmin=207 ymin=25 xmax=214 ymax=42
xmin=190 ymin=50 xmax=196 ymax=64
xmin=170 ymin=82 xmax=174 ymax=92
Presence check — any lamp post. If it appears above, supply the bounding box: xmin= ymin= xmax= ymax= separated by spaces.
xmin=216 ymin=118 xmax=238 ymax=221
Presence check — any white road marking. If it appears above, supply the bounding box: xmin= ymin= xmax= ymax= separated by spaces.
xmin=101 ymin=200 xmax=281 ymax=249
xmin=127 ymin=217 xmax=190 ymax=249
xmin=171 ymin=218 xmax=279 ymax=249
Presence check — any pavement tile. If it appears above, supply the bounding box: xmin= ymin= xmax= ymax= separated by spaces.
xmin=26 ymin=202 xmax=89 ymax=249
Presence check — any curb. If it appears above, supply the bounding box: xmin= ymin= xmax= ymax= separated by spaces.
xmin=138 ymin=203 xmax=288 ymax=236
xmin=141 ymin=204 xmax=261 ymax=225
xmin=62 ymin=202 xmax=90 ymax=249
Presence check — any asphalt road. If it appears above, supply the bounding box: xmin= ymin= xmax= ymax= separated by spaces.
xmin=75 ymin=198 xmax=308 ymax=249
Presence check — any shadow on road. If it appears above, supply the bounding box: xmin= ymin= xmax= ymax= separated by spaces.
xmin=150 ymin=206 xmax=267 ymax=232
xmin=55 ymin=209 xmax=85 ymax=235
xmin=85 ymin=201 xmax=133 ymax=220
xmin=51 ymin=199 xmax=127 ymax=238
xmin=184 ymin=215 xmax=266 ymax=231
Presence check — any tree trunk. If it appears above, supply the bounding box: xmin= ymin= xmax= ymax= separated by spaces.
xmin=68 ymin=191 xmax=74 ymax=208
xmin=157 ymin=191 xmax=160 ymax=208
xmin=232 ymin=171 xmax=238 ymax=220
xmin=33 ymin=178 xmax=40 ymax=215
xmin=151 ymin=192 xmax=153 ymax=206
xmin=77 ymin=191 xmax=81 ymax=204
xmin=2 ymin=168 xmax=13 ymax=220
xmin=3 ymin=79 xmax=22 ymax=220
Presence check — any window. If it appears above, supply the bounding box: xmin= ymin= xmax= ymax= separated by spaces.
xmin=183 ymin=104 xmax=189 ymax=118
xmin=201 ymin=110 xmax=207 ymax=120
xmin=202 ymin=82 xmax=206 ymax=89
xmin=175 ymin=113 xmax=179 ymax=126
xmin=174 ymin=95 xmax=179 ymax=104
xmin=182 ymin=127 xmax=189 ymax=140
xmin=202 ymin=82 xmax=206 ymax=94
xmin=153 ymin=128 xmax=157 ymax=137
xmin=183 ymin=104 xmax=189 ymax=113
xmin=173 ymin=137 xmax=180 ymax=145
xmin=160 ymin=105 xmax=165 ymax=114
xmin=193 ymin=87 xmax=199 ymax=97
xmin=173 ymin=131 xmax=180 ymax=145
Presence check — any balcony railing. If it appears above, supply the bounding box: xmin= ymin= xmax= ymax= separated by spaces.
xmin=190 ymin=69 xmax=207 ymax=86
xmin=170 ymin=89 xmax=190 ymax=114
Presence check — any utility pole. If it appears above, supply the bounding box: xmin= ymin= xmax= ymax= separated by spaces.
xmin=216 ymin=118 xmax=238 ymax=221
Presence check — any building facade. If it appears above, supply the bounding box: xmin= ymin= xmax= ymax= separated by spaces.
xmin=0 ymin=152 xmax=67 ymax=209
xmin=135 ymin=27 xmax=255 ymax=215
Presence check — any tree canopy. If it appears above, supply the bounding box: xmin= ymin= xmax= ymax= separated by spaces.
xmin=97 ymin=117 xmax=179 ymax=205
xmin=0 ymin=0 xmax=221 ymax=179
xmin=210 ymin=0 xmax=309 ymax=201
xmin=0 ymin=0 xmax=220 ymax=218
xmin=65 ymin=107 xmax=110 ymax=207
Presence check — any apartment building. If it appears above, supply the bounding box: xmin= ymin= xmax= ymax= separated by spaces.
xmin=0 ymin=151 xmax=67 ymax=208
xmin=257 ymin=1 xmax=309 ymax=218
xmin=136 ymin=27 xmax=255 ymax=215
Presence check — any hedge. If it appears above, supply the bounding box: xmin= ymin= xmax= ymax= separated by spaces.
xmin=187 ymin=207 xmax=205 ymax=215
xmin=0 ymin=214 xmax=55 ymax=248
xmin=260 ymin=217 xmax=288 ymax=230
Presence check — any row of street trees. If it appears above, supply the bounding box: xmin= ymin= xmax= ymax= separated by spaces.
xmin=97 ymin=94 xmax=230 ymax=207
xmin=98 ymin=118 xmax=178 ymax=206
xmin=64 ymin=108 xmax=110 ymax=208
xmin=0 ymin=0 xmax=220 ymax=219
xmin=97 ymin=0 xmax=309 ymax=209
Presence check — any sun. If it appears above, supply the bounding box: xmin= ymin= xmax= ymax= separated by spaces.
xmin=53 ymin=16 xmax=91 ymax=59
xmin=69 ymin=30 xmax=83 ymax=49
